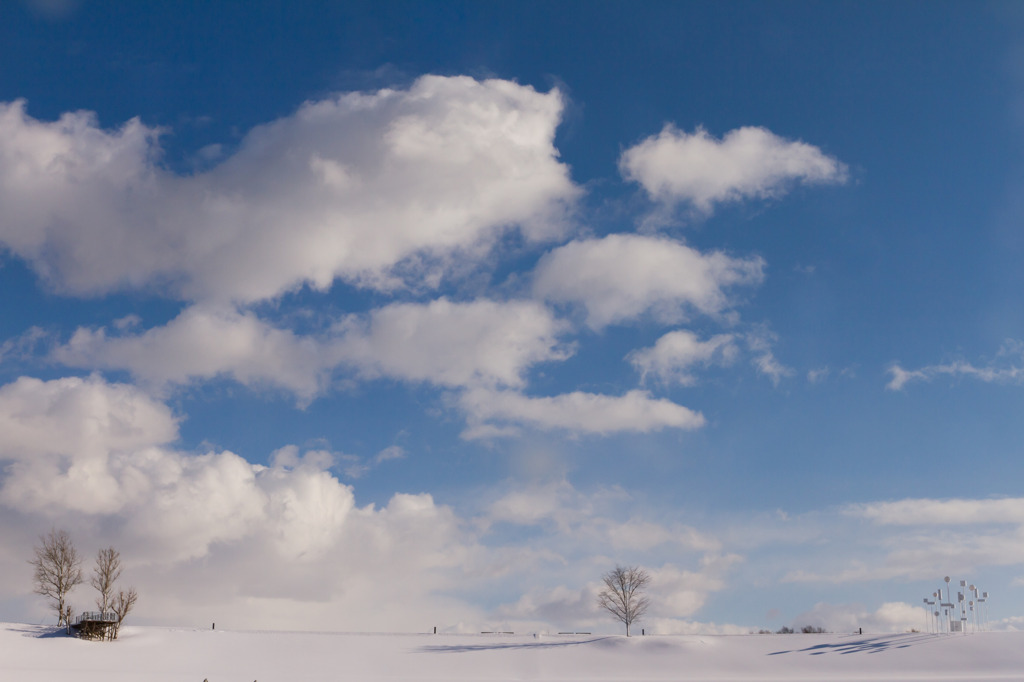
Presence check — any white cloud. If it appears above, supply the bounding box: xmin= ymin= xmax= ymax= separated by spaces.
xmin=53 ymin=306 xmax=330 ymax=402
xmin=604 ymin=520 xmax=721 ymax=553
xmin=533 ymin=234 xmax=764 ymax=330
xmin=373 ymin=445 xmax=406 ymax=464
xmin=620 ymin=124 xmax=847 ymax=213
xmin=646 ymin=557 xmax=742 ymax=619
xmin=487 ymin=481 xmax=580 ymax=527
xmin=751 ymin=350 xmax=791 ymax=385
xmin=642 ymin=618 xmax=750 ymax=635
xmin=334 ymin=297 xmax=572 ymax=389
xmin=782 ymin=522 xmax=1024 ymax=585
xmin=338 ymin=445 xmax=406 ymax=480
xmin=52 ymin=297 xmax=572 ymax=402
xmin=0 ymin=375 xmax=731 ymax=633
xmin=887 ymin=341 xmax=1024 ymax=390
xmin=0 ymin=325 xmax=48 ymax=363
xmin=628 ymin=330 xmax=738 ymax=385
xmin=846 ymin=497 xmax=1024 ymax=525
xmin=0 ymin=75 xmax=578 ymax=303
xmin=807 ymin=367 xmax=830 ymax=384
xmin=497 ymin=583 xmax=604 ymax=627
xmin=772 ymin=497 xmax=1024 ymax=586
xmin=496 ymin=557 xmax=742 ymax=632
xmin=460 ymin=388 xmax=705 ymax=438
xmin=746 ymin=328 xmax=793 ymax=386
xmin=887 ymin=361 xmax=1024 ymax=390
xmin=483 ymin=480 xmax=720 ymax=556
xmin=886 ymin=364 xmax=928 ymax=390
xmin=0 ymin=375 xmax=486 ymax=629
xmin=0 ymin=375 xmax=179 ymax=515
xmin=0 ymin=375 xmax=355 ymax=562
xmin=792 ymin=601 xmax=926 ymax=634
xmin=21 ymin=0 xmax=82 ymax=20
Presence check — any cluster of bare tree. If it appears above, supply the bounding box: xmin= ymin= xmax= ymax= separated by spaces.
xmin=30 ymin=528 xmax=137 ymax=639
xmin=762 ymin=625 xmax=827 ymax=634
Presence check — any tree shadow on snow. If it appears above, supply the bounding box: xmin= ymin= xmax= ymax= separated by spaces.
xmin=7 ymin=624 xmax=71 ymax=639
xmin=419 ymin=637 xmax=612 ymax=653
xmin=768 ymin=633 xmax=944 ymax=657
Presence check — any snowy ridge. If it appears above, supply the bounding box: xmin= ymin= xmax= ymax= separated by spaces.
xmin=3 ymin=622 xmax=1023 ymax=681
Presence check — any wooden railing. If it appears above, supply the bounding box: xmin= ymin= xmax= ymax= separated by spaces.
xmin=73 ymin=611 xmax=117 ymax=626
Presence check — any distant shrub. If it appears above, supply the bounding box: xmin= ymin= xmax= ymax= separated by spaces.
xmin=776 ymin=626 xmax=794 ymax=634
xmin=801 ymin=625 xmax=826 ymax=634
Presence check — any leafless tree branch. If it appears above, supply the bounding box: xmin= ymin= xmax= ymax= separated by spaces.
xmin=91 ymin=547 xmax=123 ymax=613
xmin=111 ymin=586 xmax=138 ymax=640
xmin=29 ymin=529 xmax=83 ymax=626
xmin=597 ymin=565 xmax=651 ymax=636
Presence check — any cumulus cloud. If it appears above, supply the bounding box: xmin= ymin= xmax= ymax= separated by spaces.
xmin=0 ymin=375 xmax=353 ymax=561
xmin=333 ymin=297 xmax=572 ymax=389
xmin=0 ymin=75 xmax=578 ymax=303
xmin=53 ymin=306 xmax=330 ymax=401
xmin=0 ymin=375 xmax=178 ymax=514
xmin=0 ymin=374 xmax=488 ymax=629
xmin=0 ymin=374 xmax=744 ymax=632
xmin=460 ymin=388 xmax=705 ymax=438
xmin=533 ymin=234 xmax=764 ymax=330
xmin=646 ymin=557 xmax=742 ymax=619
xmin=52 ymin=297 xmax=572 ymax=402
xmin=620 ymin=124 xmax=847 ymax=213
xmin=496 ymin=557 xmax=742 ymax=633
xmin=628 ymin=330 xmax=738 ymax=385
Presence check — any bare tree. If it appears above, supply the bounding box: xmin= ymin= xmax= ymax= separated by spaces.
xmin=30 ymin=529 xmax=83 ymax=626
xmin=110 ymin=586 xmax=138 ymax=640
xmin=90 ymin=547 xmax=123 ymax=613
xmin=597 ymin=565 xmax=651 ymax=636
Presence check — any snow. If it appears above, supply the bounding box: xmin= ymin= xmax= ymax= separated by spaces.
xmin=3 ymin=622 xmax=1023 ymax=681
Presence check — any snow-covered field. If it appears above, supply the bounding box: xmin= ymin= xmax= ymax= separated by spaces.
xmin=3 ymin=623 xmax=1023 ymax=681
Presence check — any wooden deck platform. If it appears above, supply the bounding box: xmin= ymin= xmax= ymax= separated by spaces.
xmin=71 ymin=611 xmax=117 ymax=640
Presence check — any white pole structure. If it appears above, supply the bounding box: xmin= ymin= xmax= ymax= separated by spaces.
xmin=958 ymin=589 xmax=966 ymax=635
xmin=944 ymin=577 xmax=952 ymax=634
xmin=981 ymin=592 xmax=989 ymax=631
xmin=954 ymin=577 xmax=962 ymax=630
xmin=925 ymin=577 xmax=991 ymax=634
xmin=969 ymin=586 xmax=976 ymax=633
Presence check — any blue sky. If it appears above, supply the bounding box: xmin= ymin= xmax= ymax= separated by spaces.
xmin=2 ymin=0 xmax=1024 ymax=634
